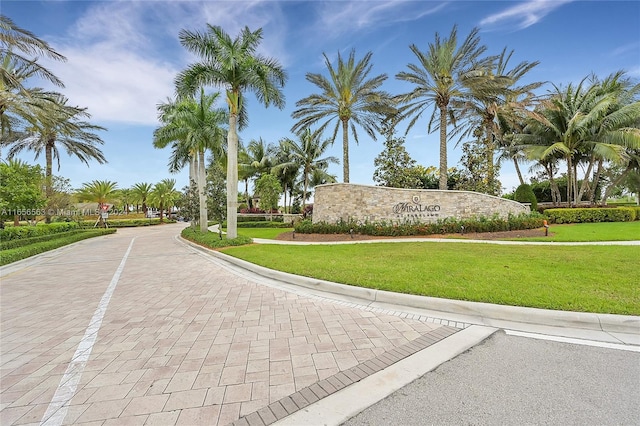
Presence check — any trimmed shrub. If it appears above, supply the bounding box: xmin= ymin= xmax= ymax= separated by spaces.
xmin=0 ymin=222 xmax=80 ymax=241
xmin=545 ymin=207 xmax=636 ymax=224
xmin=0 ymin=229 xmax=116 ymax=266
xmin=294 ymin=213 xmax=545 ymax=237
xmin=513 ymin=184 xmax=538 ymax=211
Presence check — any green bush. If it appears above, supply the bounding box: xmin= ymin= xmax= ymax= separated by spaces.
xmin=545 ymin=207 xmax=636 ymax=224
xmin=0 ymin=222 xmax=80 ymax=241
xmin=237 ymin=221 xmax=290 ymax=228
xmin=0 ymin=229 xmax=101 ymax=250
xmin=513 ymin=184 xmax=538 ymax=211
xmin=181 ymin=227 xmax=252 ymax=248
xmin=294 ymin=213 xmax=545 ymax=237
xmin=0 ymin=229 xmax=116 ymax=266
xmin=78 ymin=218 xmax=173 ymax=227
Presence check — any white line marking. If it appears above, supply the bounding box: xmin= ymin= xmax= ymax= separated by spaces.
xmin=505 ymin=329 xmax=640 ymax=352
xmin=40 ymin=238 xmax=136 ymax=426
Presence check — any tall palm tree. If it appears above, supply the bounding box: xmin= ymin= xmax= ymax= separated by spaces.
xmin=154 ymin=89 xmax=227 ymax=232
xmin=2 ymin=93 xmax=106 ymax=198
xmin=1 ymin=16 xmax=66 ymax=139
xmin=175 ymin=25 xmax=287 ymax=239
xmin=292 ymin=49 xmax=394 ymax=183
xmin=131 ymin=182 xmax=152 ymax=215
xmin=396 ymin=25 xmax=490 ymax=190
xmin=149 ymin=178 xmax=180 ymax=223
xmin=276 ymin=129 xmax=339 ymax=210
xmin=454 ymin=48 xmax=542 ymax=194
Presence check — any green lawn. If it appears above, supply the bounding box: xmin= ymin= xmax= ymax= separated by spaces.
xmin=235 ymin=227 xmax=293 ymax=239
xmin=510 ymin=221 xmax=640 ymax=242
xmin=221 ymin=237 xmax=639 ymax=315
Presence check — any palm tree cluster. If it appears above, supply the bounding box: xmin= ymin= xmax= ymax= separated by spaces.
xmin=1 ymin=15 xmax=107 ymax=218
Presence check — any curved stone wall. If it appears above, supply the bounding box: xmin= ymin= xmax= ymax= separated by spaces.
xmin=313 ymin=183 xmax=529 ymax=224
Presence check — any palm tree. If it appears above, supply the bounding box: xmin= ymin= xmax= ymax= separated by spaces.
xmin=2 ymin=93 xmax=106 ymax=199
xmin=154 ymin=89 xmax=227 ymax=232
xmin=276 ymin=129 xmax=339 ymax=210
xmin=395 ymin=25 xmax=490 ymax=190
xmin=272 ymin=139 xmax=299 ymax=213
xmin=131 ymin=182 xmax=152 ymax=215
xmin=454 ymin=48 xmax=542 ymax=194
xmin=1 ymin=16 xmax=66 ymax=138
xmin=76 ymin=180 xmax=117 ymax=226
xmin=237 ymin=138 xmax=274 ymax=210
xmin=149 ymin=178 xmax=180 ymax=223
xmin=517 ymin=72 xmax=640 ymax=205
xmin=175 ymin=25 xmax=287 ymax=239
xmin=292 ymin=49 xmax=394 ymax=183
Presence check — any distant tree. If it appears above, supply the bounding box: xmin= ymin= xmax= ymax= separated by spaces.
xmin=0 ymin=159 xmax=45 ymax=226
xmin=292 ymin=49 xmax=395 ymax=183
xmin=373 ymin=128 xmax=419 ymax=188
xmin=149 ymin=179 xmax=179 ymax=223
xmin=131 ymin=182 xmax=152 ymax=215
xmin=456 ymin=132 xmax=501 ymax=194
xmin=206 ymin=159 xmax=227 ymax=222
xmin=254 ymin=173 xmax=282 ymax=213
xmin=276 ymin=129 xmax=338 ymax=210
xmin=75 ymin=180 xmax=118 ymax=227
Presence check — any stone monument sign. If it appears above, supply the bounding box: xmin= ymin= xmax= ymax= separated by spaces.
xmin=313 ymin=183 xmax=528 ymax=224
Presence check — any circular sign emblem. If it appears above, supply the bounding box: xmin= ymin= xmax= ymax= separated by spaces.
xmin=412 ymin=195 xmax=420 ymax=204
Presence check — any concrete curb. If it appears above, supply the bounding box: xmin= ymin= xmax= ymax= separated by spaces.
xmin=180 ymin=237 xmax=640 ymax=336
xmin=273 ymin=325 xmax=499 ymax=426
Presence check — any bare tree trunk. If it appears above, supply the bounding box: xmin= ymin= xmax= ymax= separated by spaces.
xmin=341 ymin=119 xmax=349 ymax=183
xmin=577 ymin=154 xmax=595 ymax=204
xmin=439 ymin=105 xmax=448 ymax=190
xmin=513 ymin=158 xmax=525 ymax=186
xmin=189 ymin=155 xmax=197 ymax=230
xmin=226 ymin=114 xmax=238 ymax=239
xmin=198 ymin=149 xmax=208 ymax=233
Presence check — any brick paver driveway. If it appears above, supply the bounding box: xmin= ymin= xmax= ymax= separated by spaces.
xmin=1 ymin=224 xmax=458 ymax=425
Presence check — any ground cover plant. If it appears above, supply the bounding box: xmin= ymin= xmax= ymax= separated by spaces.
xmin=235 ymin=227 xmax=293 ymax=239
xmin=181 ymin=227 xmax=252 ymax=249
xmin=0 ymin=228 xmax=116 ymax=265
xmin=221 ymin=242 xmax=638 ymax=315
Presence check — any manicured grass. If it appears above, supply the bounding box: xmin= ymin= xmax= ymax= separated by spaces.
xmin=221 ymin=242 xmax=639 ymax=315
xmin=513 ymin=221 xmax=640 ymax=242
xmin=236 ymin=227 xmax=293 ymax=239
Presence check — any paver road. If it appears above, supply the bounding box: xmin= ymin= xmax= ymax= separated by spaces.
xmin=1 ymin=224 xmax=458 ymax=425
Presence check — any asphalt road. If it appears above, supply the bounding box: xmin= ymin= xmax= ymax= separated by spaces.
xmin=342 ymin=331 xmax=640 ymax=426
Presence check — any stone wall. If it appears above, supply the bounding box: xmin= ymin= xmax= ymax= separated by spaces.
xmin=313 ymin=183 xmax=529 ymax=224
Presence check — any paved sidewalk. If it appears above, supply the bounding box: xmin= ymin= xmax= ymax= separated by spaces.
xmin=1 ymin=224 xmax=463 ymax=426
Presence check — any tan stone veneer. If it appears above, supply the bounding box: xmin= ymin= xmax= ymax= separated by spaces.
xmin=313 ymin=183 xmax=529 ymax=224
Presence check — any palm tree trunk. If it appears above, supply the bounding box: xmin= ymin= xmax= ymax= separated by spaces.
xmin=198 ymin=149 xmax=208 ymax=233
xmin=438 ymin=105 xmax=448 ymax=190
xmin=589 ymin=160 xmax=604 ymax=204
xmin=189 ymin=158 xmax=197 ymax=229
xmin=513 ymin=158 xmax=525 ymax=186
xmin=226 ymin=114 xmax=238 ymax=239
xmin=341 ymin=119 xmax=349 ymax=183
xmin=484 ymin=119 xmax=495 ymax=194
xmin=577 ymin=154 xmax=595 ymax=204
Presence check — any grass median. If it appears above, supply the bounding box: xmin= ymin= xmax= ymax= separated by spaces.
xmin=221 ymin=239 xmax=639 ymax=315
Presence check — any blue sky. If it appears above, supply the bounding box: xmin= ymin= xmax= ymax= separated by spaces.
xmin=4 ymin=0 xmax=640 ymax=194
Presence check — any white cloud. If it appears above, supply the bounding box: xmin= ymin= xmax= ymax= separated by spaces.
xmin=315 ymin=1 xmax=447 ymax=38
xmin=35 ymin=1 xmax=292 ymax=125
xmin=480 ymin=0 xmax=573 ymax=30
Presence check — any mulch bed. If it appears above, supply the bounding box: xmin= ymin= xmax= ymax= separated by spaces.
xmin=274 ymin=228 xmax=552 ymax=242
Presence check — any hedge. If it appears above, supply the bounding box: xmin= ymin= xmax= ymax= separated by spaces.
xmin=295 ymin=213 xmax=545 ymax=237
xmin=545 ymin=207 xmax=636 ymax=224
xmin=0 ymin=229 xmax=116 ymax=266
xmin=0 ymin=222 xmax=80 ymax=241
xmin=78 ymin=218 xmax=174 ymax=227
xmin=181 ymin=227 xmax=253 ymax=249
xmin=0 ymin=229 xmax=102 ymax=250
